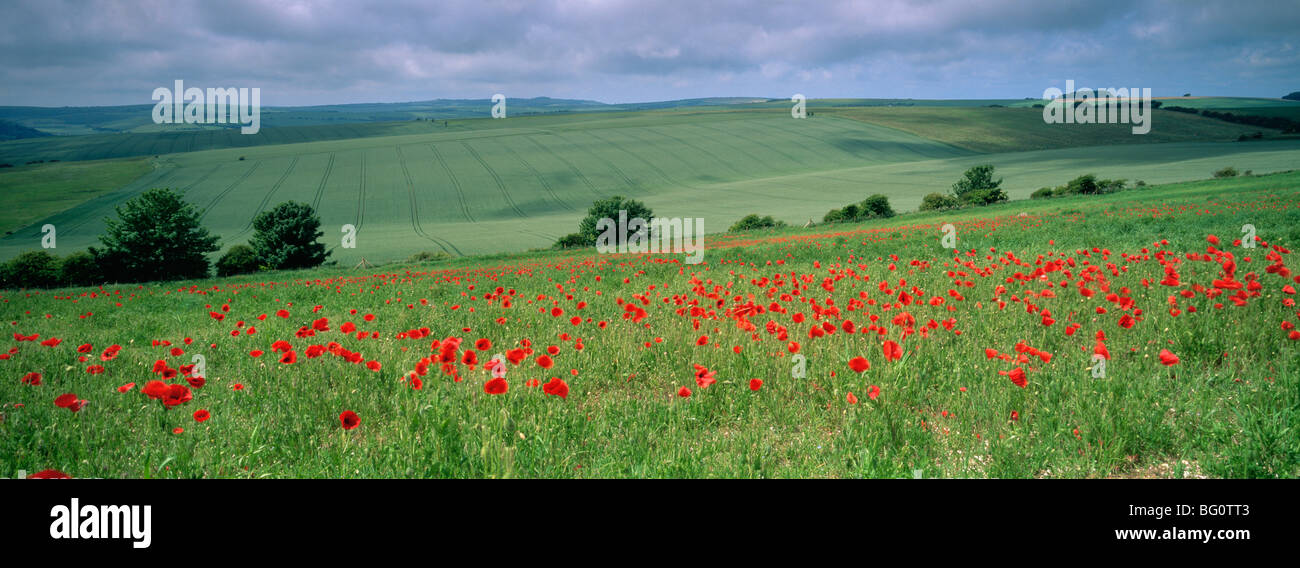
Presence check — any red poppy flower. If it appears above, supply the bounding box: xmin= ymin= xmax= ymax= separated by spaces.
xmin=848 ymin=357 xmax=870 ymax=373
xmin=161 ymin=384 xmax=193 ymax=408
xmin=867 ymin=385 xmax=880 ymax=400
xmin=54 ymin=393 xmax=78 ymax=408
xmin=677 ymin=386 xmax=692 ymax=398
xmin=339 ymin=410 xmax=360 ymax=430
xmin=882 ymin=340 xmax=903 ymax=362
xmin=193 ymin=409 xmax=210 ymax=422
xmin=846 ymin=392 xmax=859 ymax=405
xmin=749 ymin=379 xmax=763 ymax=391
xmin=1008 ymin=367 xmax=1027 ymax=388
xmin=536 ymin=355 xmax=554 ymax=369
xmin=542 ymin=377 xmax=569 ymax=398
xmin=21 ymin=372 xmax=41 ymax=386
xmin=28 ymin=469 xmax=71 ymax=479
xmin=117 ymin=382 xmax=136 ymax=393
xmin=143 ymin=380 xmax=169 ymax=400
xmin=475 ymin=338 xmax=491 ymax=351
xmin=484 ymin=377 xmax=509 ymax=395
xmin=1158 ymin=349 xmax=1180 ymax=366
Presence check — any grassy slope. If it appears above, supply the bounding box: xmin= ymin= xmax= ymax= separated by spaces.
xmin=1 ymin=171 xmax=1296 ymax=478
xmin=0 ymin=157 xmax=154 ymax=234
xmin=825 ymin=106 xmax=1274 ymax=153
xmin=3 ymin=104 xmax=1300 ymax=264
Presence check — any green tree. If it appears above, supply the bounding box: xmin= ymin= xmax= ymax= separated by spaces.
xmin=92 ymin=187 xmax=220 ymax=282
xmin=859 ymin=194 xmax=895 ymax=219
xmin=250 ymin=202 xmax=329 ymax=270
xmin=216 ymin=244 xmax=262 ymax=277
xmin=60 ymin=250 xmax=101 ymax=286
xmin=951 ymin=164 xmax=1005 ymax=205
xmin=564 ymin=195 xmax=655 ymax=247
xmin=1 ymin=250 xmax=62 ymax=289
xmin=920 ymin=192 xmax=959 ymax=210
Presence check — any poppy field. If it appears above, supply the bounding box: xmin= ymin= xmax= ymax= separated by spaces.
xmin=2 ymin=170 xmax=1298 ymax=478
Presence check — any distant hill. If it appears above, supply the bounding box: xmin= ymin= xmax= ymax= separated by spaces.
xmin=0 ymin=119 xmax=52 ymax=141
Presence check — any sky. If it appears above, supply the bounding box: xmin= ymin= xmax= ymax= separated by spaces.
xmin=1 ymin=0 xmax=1298 ymax=107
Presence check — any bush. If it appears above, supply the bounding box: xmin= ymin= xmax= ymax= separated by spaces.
xmin=859 ymin=194 xmax=895 ymax=219
xmin=92 ymin=187 xmax=220 ymax=282
xmin=822 ymin=208 xmax=849 ymax=224
xmin=60 ymin=250 xmax=100 ymax=286
xmin=919 ymin=192 xmax=959 ymax=211
xmin=1030 ymin=187 xmax=1055 ymax=200
xmin=962 ymin=187 xmax=1009 ymax=206
xmin=951 ymin=165 xmax=1004 ymax=205
xmin=1097 ymin=178 xmax=1127 ymax=193
xmin=250 ymin=202 xmax=329 ymax=271
xmin=0 ymin=250 xmax=62 ymax=289
xmin=728 ymin=214 xmax=785 ymax=232
xmin=407 ymin=250 xmax=452 ymax=263
xmin=564 ymin=195 xmax=655 ymax=248
xmin=554 ymin=233 xmax=588 ymax=249
xmin=1214 ymin=166 xmax=1239 ymax=178
xmin=216 ymin=244 xmax=262 ymax=277
xmin=1062 ymin=174 xmax=1099 ymax=195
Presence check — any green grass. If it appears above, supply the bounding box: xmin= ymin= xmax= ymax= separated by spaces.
xmin=826 ymin=106 xmax=1275 ymax=152
xmin=1 ymin=171 xmax=1297 ymax=478
xmin=0 ymin=157 xmax=154 ymax=234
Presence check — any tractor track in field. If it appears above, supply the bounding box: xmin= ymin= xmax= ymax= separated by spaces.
xmin=722 ymin=119 xmax=869 ymax=162
xmin=584 ymin=129 xmax=692 ymax=193
xmin=692 ymin=121 xmax=811 ymax=170
xmin=679 ymin=123 xmax=777 ymax=172
xmin=64 ymin=166 xmax=183 ymax=233
xmin=461 ymin=141 xmax=529 ymax=219
xmin=726 ymin=120 xmax=814 ymax=167
xmin=309 ymin=152 xmax=335 ymax=211
xmin=428 ymin=144 xmax=476 ymax=223
xmin=498 ymin=140 xmax=574 ymax=211
xmin=522 ymin=135 xmax=604 ymax=198
xmin=232 ymin=156 xmax=299 ymax=239
xmin=397 ymin=146 xmax=461 ymax=257
xmin=177 ymin=164 xmax=222 ymax=195
xmin=199 ymin=160 xmax=261 ymax=221
xmin=607 ymin=128 xmax=807 ymax=204
xmin=642 ymin=126 xmax=750 ymax=178
xmin=553 ymin=131 xmax=643 ymax=193
xmin=352 ymin=152 xmax=366 ymax=232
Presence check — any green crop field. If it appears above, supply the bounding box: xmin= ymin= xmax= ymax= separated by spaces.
xmin=4 ymin=103 xmax=1300 ymax=266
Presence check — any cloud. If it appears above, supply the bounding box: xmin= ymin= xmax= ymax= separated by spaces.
xmin=0 ymin=0 xmax=1296 ymax=106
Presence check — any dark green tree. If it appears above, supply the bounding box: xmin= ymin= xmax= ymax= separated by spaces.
xmin=951 ymin=165 xmax=1007 ymax=206
xmin=249 ymin=202 xmax=328 ymax=270
xmin=561 ymin=195 xmax=655 ymax=247
xmin=92 ymin=187 xmax=220 ymax=282
xmin=216 ymin=244 xmax=262 ymax=276
xmin=60 ymin=250 xmax=101 ymax=286
xmin=1 ymin=250 xmax=62 ymax=289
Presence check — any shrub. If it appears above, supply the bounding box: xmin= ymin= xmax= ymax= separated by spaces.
xmin=554 ymin=233 xmax=588 ymax=249
xmin=566 ymin=195 xmax=655 ymax=248
xmin=859 ymin=194 xmax=895 ymax=219
xmin=1030 ymin=187 xmax=1055 ymax=200
xmin=919 ymin=192 xmax=959 ymax=210
xmin=92 ymin=187 xmax=220 ymax=282
xmin=952 ymin=165 xmax=1006 ymax=206
xmin=1 ymin=250 xmax=62 ymax=289
xmin=1062 ymin=174 xmax=1099 ymax=195
xmin=60 ymin=250 xmax=100 ymax=286
xmin=1214 ymin=166 xmax=1239 ymax=178
xmin=216 ymin=244 xmax=262 ymax=277
xmin=407 ymin=250 xmax=452 ymax=263
xmin=728 ymin=214 xmax=786 ymax=232
xmin=1097 ymin=179 xmax=1126 ymax=193
xmin=250 ymin=202 xmax=329 ymax=270
xmin=822 ymin=208 xmax=849 ymax=224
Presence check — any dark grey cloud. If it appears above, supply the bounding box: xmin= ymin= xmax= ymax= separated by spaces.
xmin=1 ymin=0 xmax=1297 ymax=106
